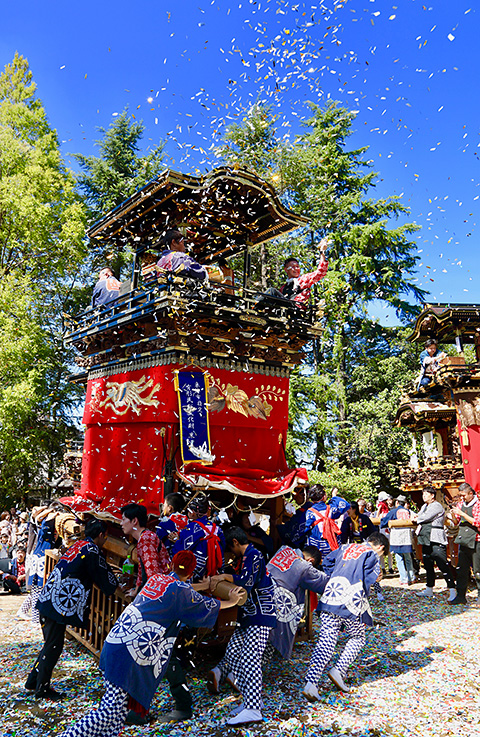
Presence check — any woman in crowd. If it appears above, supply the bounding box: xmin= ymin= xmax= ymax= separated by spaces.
xmin=413 ymin=487 xmax=456 ymax=601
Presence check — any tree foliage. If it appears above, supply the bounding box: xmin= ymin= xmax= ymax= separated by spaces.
xmin=0 ymin=54 xmax=86 ymax=279
xmin=0 ymin=54 xmax=87 ymax=506
xmin=218 ymin=101 xmax=426 ymax=493
xmin=75 ymin=111 xmax=165 ymax=276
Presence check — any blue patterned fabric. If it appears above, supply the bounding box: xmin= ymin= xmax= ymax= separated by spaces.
xmin=100 ymin=573 xmax=220 ymax=710
xmin=172 ymin=516 xmax=225 ymax=580
xmin=319 ymin=542 xmax=381 ymax=626
xmin=37 ymin=538 xmax=117 ymax=627
xmin=27 ymin=519 xmax=56 ymax=588
xmin=232 ymin=543 xmax=276 ymax=628
xmin=267 ymin=546 xmax=328 ymax=658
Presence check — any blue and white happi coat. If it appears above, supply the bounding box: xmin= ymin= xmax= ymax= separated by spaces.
xmin=38 ymin=538 xmax=118 ymax=627
xmin=100 ymin=573 xmax=220 ymax=710
xmin=232 ymin=543 xmax=276 ymax=629
xmin=319 ymin=542 xmax=381 ymax=626
xmin=267 ymin=546 xmax=328 ymax=658
xmin=172 ymin=516 xmax=225 ymax=580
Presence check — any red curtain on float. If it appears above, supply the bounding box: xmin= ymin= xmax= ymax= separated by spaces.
xmin=64 ymin=363 xmax=307 ymax=517
xmin=456 ymin=418 xmax=480 ymax=492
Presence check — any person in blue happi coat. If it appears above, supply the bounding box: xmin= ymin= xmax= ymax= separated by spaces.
xmin=305 ymin=484 xmax=350 ymax=559
xmin=302 ymin=531 xmax=389 ymax=701
xmin=59 ymin=551 xmax=241 ymax=737
xmin=172 ymin=494 xmax=225 ymax=580
xmin=25 ymin=519 xmax=118 ymax=701
xmin=266 ymin=545 xmax=328 ymax=660
xmin=155 ymin=492 xmax=188 ymax=554
xmin=208 ymin=526 xmax=277 ymax=726
xmin=91 ymin=267 xmax=121 ymax=308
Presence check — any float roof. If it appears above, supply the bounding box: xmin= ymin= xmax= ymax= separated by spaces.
xmin=87 ymin=167 xmax=310 ymax=264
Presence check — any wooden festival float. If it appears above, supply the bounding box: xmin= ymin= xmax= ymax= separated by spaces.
xmin=395 ymin=303 xmax=480 ymax=504
xmin=55 ymin=166 xmax=322 ymax=655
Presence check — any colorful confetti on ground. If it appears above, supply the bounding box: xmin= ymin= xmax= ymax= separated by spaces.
xmin=1 ymin=577 xmax=479 ymax=737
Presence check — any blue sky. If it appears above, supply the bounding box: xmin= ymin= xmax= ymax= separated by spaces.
xmin=1 ymin=0 xmax=478 ymax=321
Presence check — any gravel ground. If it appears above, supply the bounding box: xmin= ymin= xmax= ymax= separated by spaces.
xmin=1 ymin=577 xmax=479 ymax=737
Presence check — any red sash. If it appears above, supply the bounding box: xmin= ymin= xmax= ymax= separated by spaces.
xmin=311 ymin=505 xmax=341 ymax=551
xmin=196 ymin=520 xmax=223 ymax=576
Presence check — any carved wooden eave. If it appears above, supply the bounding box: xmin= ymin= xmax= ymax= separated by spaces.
xmin=408 ymin=303 xmax=480 ymax=345
xmin=87 ymin=166 xmax=310 ymax=264
xmin=399 ymin=462 xmax=465 ymax=498
xmin=395 ymin=400 xmax=456 ymax=430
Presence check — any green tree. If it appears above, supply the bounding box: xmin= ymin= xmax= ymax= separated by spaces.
xmin=0 ymin=53 xmax=86 ymax=278
xmin=75 ymin=111 xmax=165 ymax=276
xmin=0 ymin=54 xmax=87 ymax=505
xmin=218 ymin=101 xmax=426 ymax=489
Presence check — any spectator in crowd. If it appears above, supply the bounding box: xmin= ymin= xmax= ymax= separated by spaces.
xmin=340 ymin=501 xmax=375 ymax=544
xmin=0 ymin=531 xmax=11 ymax=558
xmin=412 ymin=487 xmax=456 ymax=601
xmin=3 ymin=547 xmax=26 ymax=594
xmin=450 ymin=482 xmax=480 ymax=605
xmin=380 ymin=495 xmax=416 ymax=585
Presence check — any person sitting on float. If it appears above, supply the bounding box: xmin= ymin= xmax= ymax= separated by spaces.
xmin=418 ymin=338 xmax=446 ymax=387
xmin=91 ymin=267 xmax=121 ymax=308
xmin=156 ymin=229 xmax=207 ymax=281
xmin=257 ymin=237 xmax=329 ymax=309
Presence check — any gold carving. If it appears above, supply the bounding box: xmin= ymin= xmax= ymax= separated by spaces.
xmin=207 ymin=381 xmax=285 ymax=421
xmin=98 ymin=375 xmax=161 ymax=416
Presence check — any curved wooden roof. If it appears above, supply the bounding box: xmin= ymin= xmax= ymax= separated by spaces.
xmin=87 ymin=167 xmax=310 ymax=264
xmin=408 ymin=303 xmax=480 ymax=344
